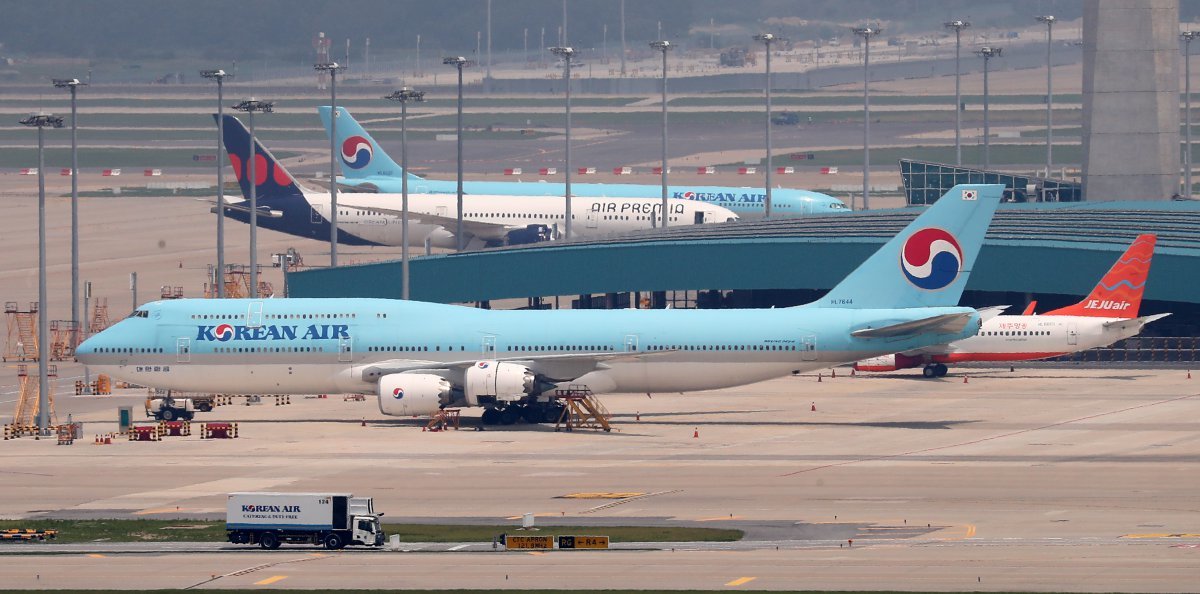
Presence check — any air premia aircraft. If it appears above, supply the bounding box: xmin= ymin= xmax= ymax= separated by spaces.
xmin=213 ymin=114 xmax=737 ymax=249
xmin=318 ymin=106 xmax=850 ymax=219
xmin=79 ymin=184 xmax=1001 ymax=425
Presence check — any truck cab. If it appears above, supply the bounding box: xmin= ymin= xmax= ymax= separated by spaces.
xmin=353 ymin=515 xmax=384 ymax=546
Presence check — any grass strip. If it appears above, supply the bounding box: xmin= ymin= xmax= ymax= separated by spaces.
xmin=0 ymin=519 xmax=741 ymax=544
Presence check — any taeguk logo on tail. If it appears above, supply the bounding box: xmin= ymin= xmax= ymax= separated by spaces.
xmin=900 ymin=228 xmax=963 ymax=290
xmin=341 ymin=135 xmax=373 ymax=169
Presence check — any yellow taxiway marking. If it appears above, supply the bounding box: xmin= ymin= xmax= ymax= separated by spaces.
xmin=254 ymin=575 xmax=288 ymax=585
xmin=697 ymin=515 xmax=745 ymax=522
xmin=133 ymin=507 xmax=189 ymax=516
xmin=558 ymin=492 xmax=645 ymax=499
xmin=503 ymin=513 xmax=564 ymax=520
xmin=86 ymin=554 xmax=105 ymax=558
xmin=1121 ymin=533 xmax=1200 ymax=539
xmin=726 ymin=576 xmax=757 ymax=587
xmin=526 ymin=551 xmax=546 ymax=556
xmin=966 ymin=524 xmax=977 ymax=538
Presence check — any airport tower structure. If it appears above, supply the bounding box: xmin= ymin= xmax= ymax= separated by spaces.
xmin=1081 ymin=0 xmax=1180 ymax=201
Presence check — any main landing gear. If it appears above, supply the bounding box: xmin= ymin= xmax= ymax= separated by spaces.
xmin=922 ymin=363 xmax=949 ymax=378
xmin=480 ymin=401 xmax=566 ymax=426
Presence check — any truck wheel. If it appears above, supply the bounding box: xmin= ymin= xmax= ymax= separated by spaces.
xmin=159 ymin=408 xmax=176 ymax=421
xmin=521 ymin=404 xmax=543 ymax=424
xmin=182 ymin=412 xmax=195 ymax=421
xmin=259 ymin=533 xmax=280 ymax=550
xmin=324 ymin=533 xmax=344 ymax=550
xmin=481 ymin=408 xmax=501 ymax=425
xmin=499 ymin=407 xmax=520 ymax=425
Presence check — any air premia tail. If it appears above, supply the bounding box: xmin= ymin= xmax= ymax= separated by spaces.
xmin=317 ymin=106 xmax=420 ymax=182
xmin=1043 ymin=234 xmax=1156 ymax=319
xmin=215 ymin=113 xmax=305 ymax=201
xmin=815 ymin=184 xmax=1003 ymax=309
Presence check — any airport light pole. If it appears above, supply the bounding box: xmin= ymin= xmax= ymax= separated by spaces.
xmin=943 ymin=20 xmax=970 ymax=166
xmin=384 ymin=88 xmax=425 ymax=300
xmin=753 ymin=33 xmax=776 ymax=218
xmin=1183 ymin=32 xmax=1198 ymax=198
xmin=976 ymin=47 xmax=1002 ymax=170
xmin=52 ymin=78 xmax=85 ymax=337
xmin=650 ymin=40 xmax=672 ymax=228
xmin=443 ymin=57 xmax=468 ymax=250
xmin=1036 ymin=15 xmax=1055 ymax=177
xmin=314 ymin=62 xmax=346 ymax=266
xmin=550 ymin=46 xmax=575 ymax=238
xmin=200 ymin=69 xmax=229 ymax=297
xmin=853 ymin=26 xmax=881 ymax=210
xmin=19 ymin=112 xmax=63 ymax=435
xmin=232 ymin=99 xmax=273 ymax=299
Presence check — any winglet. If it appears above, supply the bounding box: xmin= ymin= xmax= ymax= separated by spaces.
xmin=1043 ymin=234 xmax=1156 ymax=319
xmin=1021 ymin=301 xmax=1038 ymax=316
xmin=815 ymin=184 xmax=1003 ymax=309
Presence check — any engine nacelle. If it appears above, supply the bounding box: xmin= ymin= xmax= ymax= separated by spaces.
xmin=378 ymin=374 xmax=452 ymax=417
xmin=504 ymin=224 xmax=553 ymax=245
xmin=853 ymin=353 xmax=922 ymax=373
xmin=463 ymin=361 xmax=537 ymax=405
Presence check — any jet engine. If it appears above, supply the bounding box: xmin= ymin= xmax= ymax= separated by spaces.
xmin=852 ymin=353 xmax=922 ymax=373
xmin=378 ymin=374 xmax=452 ymax=416
xmin=504 ymin=224 xmax=553 ymax=245
xmin=463 ymin=361 xmax=540 ymax=405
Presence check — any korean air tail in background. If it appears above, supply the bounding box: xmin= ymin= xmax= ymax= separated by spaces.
xmin=816 ymin=184 xmax=1003 ymax=309
xmin=1043 ymin=234 xmax=1156 ymax=319
xmin=216 ymin=114 xmax=305 ymax=200
xmin=318 ymin=106 xmax=419 ymax=181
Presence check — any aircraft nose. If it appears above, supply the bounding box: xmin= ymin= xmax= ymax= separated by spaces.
xmin=75 ymin=334 xmax=98 ymax=362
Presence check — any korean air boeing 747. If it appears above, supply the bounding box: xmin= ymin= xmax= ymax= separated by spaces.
xmin=78 ymin=184 xmax=1001 ymax=425
xmin=318 ymin=106 xmax=849 ymax=219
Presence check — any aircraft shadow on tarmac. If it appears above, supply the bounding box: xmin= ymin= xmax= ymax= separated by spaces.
xmin=860 ymin=372 xmax=1152 ymax=381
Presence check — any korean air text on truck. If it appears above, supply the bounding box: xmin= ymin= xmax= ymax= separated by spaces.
xmin=226 ymin=492 xmax=384 ymax=550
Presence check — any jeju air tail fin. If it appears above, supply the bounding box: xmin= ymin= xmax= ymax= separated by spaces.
xmin=1043 ymin=234 xmax=1156 ymax=319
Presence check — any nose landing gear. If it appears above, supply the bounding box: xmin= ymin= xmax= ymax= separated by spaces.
xmin=922 ymin=363 xmax=949 ymax=378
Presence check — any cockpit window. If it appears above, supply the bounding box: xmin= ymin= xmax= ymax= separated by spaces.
xmin=127 ymin=310 xmax=149 ymax=319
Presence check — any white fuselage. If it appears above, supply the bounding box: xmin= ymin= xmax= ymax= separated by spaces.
xmin=305 ymin=191 xmax=738 ymax=247
xmin=935 ymin=314 xmax=1143 ymax=363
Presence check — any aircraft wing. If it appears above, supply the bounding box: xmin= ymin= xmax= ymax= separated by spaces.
xmin=851 ymin=312 xmax=976 ymax=339
xmin=1102 ymin=312 xmax=1171 ymax=331
xmin=341 ymin=203 xmax=520 ymax=241
xmin=360 ymin=350 xmax=674 ymax=384
xmin=199 ymin=199 xmax=283 ymax=218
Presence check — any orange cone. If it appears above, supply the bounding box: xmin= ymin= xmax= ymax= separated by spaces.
xmin=693 ymin=428 xmax=699 ymax=439
xmin=636 ymin=411 xmax=640 ymax=422
xmin=361 ymin=418 xmax=367 ymax=427
xmin=831 ymin=369 xmax=836 ymax=378
xmin=811 ymin=402 xmax=816 ymax=412
xmin=963 ymin=376 xmax=969 ymax=384
xmin=851 ymin=368 xmax=856 ymax=376
xmin=817 ymin=373 xmax=822 ymax=383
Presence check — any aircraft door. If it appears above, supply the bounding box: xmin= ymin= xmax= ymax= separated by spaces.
xmin=247 ymin=301 xmax=263 ymax=328
xmin=338 ymin=335 xmax=353 ymax=362
xmin=694 ymin=210 xmax=706 ymax=224
xmin=176 ymin=337 xmax=191 ymax=363
xmin=624 ymin=335 xmax=639 ymax=352
xmin=436 ymin=206 xmax=449 ymax=218
xmin=586 ymin=211 xmax=599 ymax=229
xmin=481 ymin=335 xmax=496 ymax=355
xmin=311 ymin=204 xmax=323 ymax=223
xmin=800 ymin=334 xmax=818 ymax=361
xmin=1067 ymin=322 xmax=1078 ymax=346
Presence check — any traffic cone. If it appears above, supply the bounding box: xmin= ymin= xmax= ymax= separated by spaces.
xmin=963 ymin=376 xmax=969 ymax=384
xmin=361 ymin=418 xmax=366 ymax=427
xmin=850 ymin=368 xmax=856 ymax=376
xmin=811 ymin=402 xmax=816 ymax=412
xmin=693 ymin=428 xmax=699 ymax=439
xmin=1189 ymin=370 xmax=1192 ymax=380
xmin=817 ymin=373 xmax=822 ymax=383
xmin=636 ymin=411 xmax=640 ymax=421
xmin=831 ymin=369 xmax=836 ymax=378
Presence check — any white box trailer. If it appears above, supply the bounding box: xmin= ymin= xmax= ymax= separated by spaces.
xmin=226 ymin=492 xmax=384 ymax=550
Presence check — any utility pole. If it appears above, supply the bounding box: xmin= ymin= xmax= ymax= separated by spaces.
xmin=853 ymin=26 xmax=881 ymax=210
xmin=651 ymin=40 xmax=672 ymax=228
xmin=977 ymin=47 xmax=1003 ymax=170
xmin=944 ymin=20 xmax=970 ymax=166
xmin=384 ymin=88 xmax=425 ymax=299
xmin=200 ymin=69 xmax=229 ymax=297
xmin=754 ymin=33 xmax=776 ymax=218
xmin=315 ymin=62 xmax=346 ymax=266
xmin=1037 ymin=15 xmax=1056 ymax=177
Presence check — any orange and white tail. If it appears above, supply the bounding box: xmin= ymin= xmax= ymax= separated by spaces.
xmin=1043 ymin=234 xmax=1156 ymax=319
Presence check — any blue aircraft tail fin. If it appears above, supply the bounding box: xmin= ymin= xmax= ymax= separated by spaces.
xmin=317 ymin=106 xmax=419 ymax=181
xmin=215 ymin=114 xmax=305 ymax=201
xmin=815 ymin=184 xmax=1003 ymax=309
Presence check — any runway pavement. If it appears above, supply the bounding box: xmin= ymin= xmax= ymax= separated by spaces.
xmin=0 ymin=367 xmax=1197 ymax=590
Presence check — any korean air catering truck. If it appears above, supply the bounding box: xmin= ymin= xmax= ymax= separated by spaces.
xmin=226 ymin=492 xmax=385 ymax=550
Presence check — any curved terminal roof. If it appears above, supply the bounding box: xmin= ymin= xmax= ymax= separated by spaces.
xmin=288 ymin=201 xmax=1200 ymax=305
